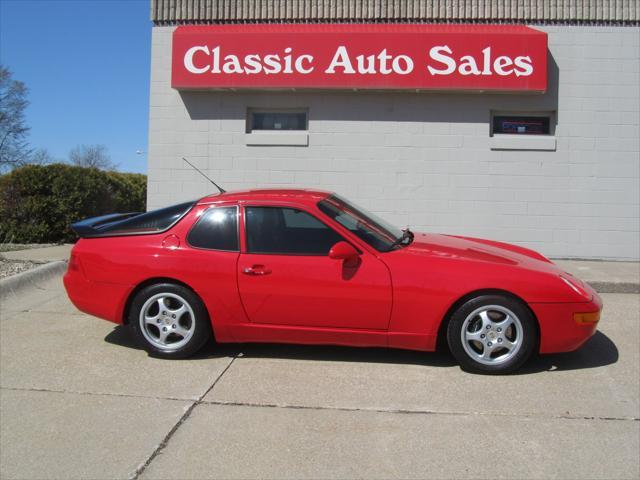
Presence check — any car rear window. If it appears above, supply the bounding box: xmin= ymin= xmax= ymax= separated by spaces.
xmin=101 ymin=201 xmax=195 ymax=235
xmin=187 ymin=206 xmax=239 ymax=251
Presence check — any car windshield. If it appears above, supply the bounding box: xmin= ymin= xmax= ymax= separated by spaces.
xmin=318 ymin=194 xmax=405 ymax=252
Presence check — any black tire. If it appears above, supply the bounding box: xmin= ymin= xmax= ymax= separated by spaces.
xmin=129 ymin=283 xmax=212 ymax=359
xmin=446 ymin=294 xmax=537 ymax=374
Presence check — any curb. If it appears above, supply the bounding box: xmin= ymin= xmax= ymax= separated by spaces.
xmin=589 ymin=281 xmax=639 ymax=294
xmin=0 ymin=261 xmax=67 ymax=300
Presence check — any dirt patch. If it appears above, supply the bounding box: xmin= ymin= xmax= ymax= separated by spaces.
xmin=0 ymin=258 xmax=43 ymax=279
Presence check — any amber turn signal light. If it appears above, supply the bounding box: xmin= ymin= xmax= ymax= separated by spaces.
xmin=573 ymin=311 xmax=601 ymax=324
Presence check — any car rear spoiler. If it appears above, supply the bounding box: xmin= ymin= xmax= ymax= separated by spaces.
xmin=70 ymin=212 xmax=142 ymax=238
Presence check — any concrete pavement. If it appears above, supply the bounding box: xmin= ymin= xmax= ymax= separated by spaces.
xmin=0 ymin=275 xmax=638 ymax=479
xmin=142 ymin=403 xmax=637 ymax=480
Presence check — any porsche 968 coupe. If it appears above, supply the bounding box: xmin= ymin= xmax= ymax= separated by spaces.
xmin=64 ymin=189 xmax=602 ymax=374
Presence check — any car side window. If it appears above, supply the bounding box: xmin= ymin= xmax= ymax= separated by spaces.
xmin=245 ymin=206 xmax=344 ymax=255
xmin=187 ymin=206 xmax=239 ymax=251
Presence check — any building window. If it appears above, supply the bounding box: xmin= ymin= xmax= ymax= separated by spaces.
xmin=245 ymin=109 xmax=309 ymax=146
xmin=249 ymin=110 xmax=307 ymax=132
xmin=492 ymin=115 xmax=550 ymax=135
xmin=490 ymin=111 xmax=556 ymax=151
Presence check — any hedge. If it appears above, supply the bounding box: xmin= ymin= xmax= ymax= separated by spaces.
xmin=0 ymin=164 xmax=147 ymax=243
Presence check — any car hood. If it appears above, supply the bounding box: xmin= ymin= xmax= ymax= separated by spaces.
xmin=385 ymin=232 xmax=597 ymax=303
xmin=399 ymin=232 xmax=560 ymax=273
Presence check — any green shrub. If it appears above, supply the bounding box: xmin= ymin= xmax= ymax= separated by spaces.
xmin=0 ymin=164 xmax=147 ymax=243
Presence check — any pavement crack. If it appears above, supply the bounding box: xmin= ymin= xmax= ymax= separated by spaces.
xmin=200 ymin=399 xmax=640 ymax=423
xmin=130 ymin=354 xmax=238 ymax=480
xmin=0 ymin=386 xmax=189 ymax=403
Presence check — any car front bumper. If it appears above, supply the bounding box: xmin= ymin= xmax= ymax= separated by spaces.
xmin=531 ymin=291 xmax=603 ymax=354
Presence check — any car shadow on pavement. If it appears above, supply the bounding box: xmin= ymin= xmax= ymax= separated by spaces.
xmin=521 ymin=331 xmax=619 ymax=375
xmin=230 ymin=343 xmax=458 ymax=367
xmin=103 ymin=325 xmax=456 ymax=365
xmin=103 ymin=325 xmax=141 ymax=350
xmin=104 ymin=326 xmax=618 ymax=374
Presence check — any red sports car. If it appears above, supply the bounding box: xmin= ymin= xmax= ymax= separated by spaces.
xmin=64 ymin=189 xmax=602 ymax=374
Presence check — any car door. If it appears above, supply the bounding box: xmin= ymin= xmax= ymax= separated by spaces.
xmin=237 ymin=205 xmax=392 ymax=330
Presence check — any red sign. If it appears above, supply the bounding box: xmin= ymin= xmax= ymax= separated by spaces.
xmin=172 ymin=24 xmax=547 ymax=92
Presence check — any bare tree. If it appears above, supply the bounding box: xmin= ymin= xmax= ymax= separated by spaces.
xmin=69 ymin=144 xmax=117 ymax=170
xmin=0 ymin=66 xmax=32 ymax=172
xmin=29 ymin=148 xmax=58 ymax=165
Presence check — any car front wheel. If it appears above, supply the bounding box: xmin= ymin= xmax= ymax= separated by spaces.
xmin=446 ymin=295 xmax=537 ymax=374
xmin=129 ymin=283 xmax=212 ymax=359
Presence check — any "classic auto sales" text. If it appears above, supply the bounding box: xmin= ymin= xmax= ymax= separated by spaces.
xmin=184 ymin=45 xmax=534 ymax=77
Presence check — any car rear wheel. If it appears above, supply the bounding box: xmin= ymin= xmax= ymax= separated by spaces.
xmin=130 ymin=283 xmax=212 ymax=359
xmin=446 ymin=295 xmax=537 ymax=374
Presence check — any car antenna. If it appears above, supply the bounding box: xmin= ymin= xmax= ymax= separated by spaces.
xmin=182 ymin=157 xmax=226 ymax=194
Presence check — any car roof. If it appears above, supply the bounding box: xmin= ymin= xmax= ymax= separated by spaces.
xmin=198 ymin=188 xmax=333 ymax=205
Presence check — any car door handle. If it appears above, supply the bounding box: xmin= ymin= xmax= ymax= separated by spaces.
xmin=242 ymin=265 xmax=272 ymax=276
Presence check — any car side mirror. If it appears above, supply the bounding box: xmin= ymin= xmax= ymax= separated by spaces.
xmin=329 ymin=241 xmax=360 ymax=266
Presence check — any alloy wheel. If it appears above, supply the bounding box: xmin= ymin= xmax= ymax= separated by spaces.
xmin=460 ymin=305 xmax=524 ymax=366
xmin=139 ymin=292 xmax=195 ymax=352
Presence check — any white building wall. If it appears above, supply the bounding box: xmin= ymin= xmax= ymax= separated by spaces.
xmin=147 ymin=26 xmax=640 ymax=260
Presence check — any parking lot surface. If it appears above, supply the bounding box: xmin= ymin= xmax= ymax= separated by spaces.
xmin=1 ymin=276 xmax=638 ymax=479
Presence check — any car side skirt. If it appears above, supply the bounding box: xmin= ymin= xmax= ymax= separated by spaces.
xmin=221 ymin=322 xmax=436 ymax=351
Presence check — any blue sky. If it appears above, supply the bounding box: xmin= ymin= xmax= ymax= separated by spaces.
xmin=0 ymin=0 xmax=151 ymax=173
